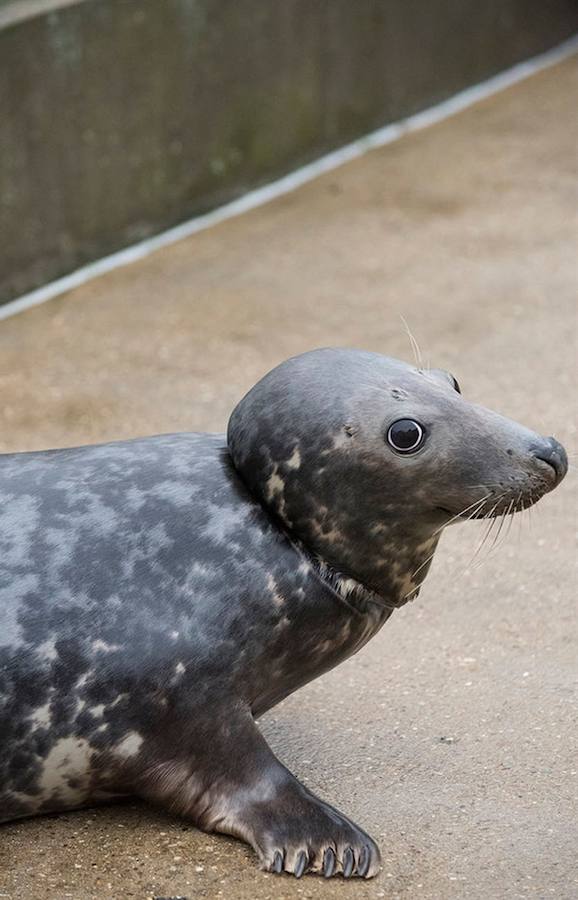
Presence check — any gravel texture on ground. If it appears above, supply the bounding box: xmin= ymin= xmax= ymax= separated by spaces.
xmin=0 ymin=56 xmax=576 ymax=900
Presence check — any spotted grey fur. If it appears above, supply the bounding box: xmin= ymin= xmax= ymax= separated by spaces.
xmin=0 ymin=348 xmax=567 ymax=879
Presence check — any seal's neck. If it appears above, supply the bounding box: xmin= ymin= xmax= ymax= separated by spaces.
xmin=289 ymin=525 xmax=441 ymax=614
xmin=225 ymin=443 xmax=442 ymax=610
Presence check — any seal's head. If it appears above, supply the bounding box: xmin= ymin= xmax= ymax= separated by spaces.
xmin=228 ymin=348 xmax=567 ymax=605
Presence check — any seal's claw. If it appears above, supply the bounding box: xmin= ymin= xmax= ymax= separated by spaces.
xmin=272 ymin=850 xmax=283 ymax=874
xmin=323 ymin=847 xmax=336 ymax=877
xmin=294 ymin=850 xmax=308 ymax=878
xmin=342 ymin=846 xmax=355 ymax=878
xmin=357 ymin=844 xmax=370 ymax=877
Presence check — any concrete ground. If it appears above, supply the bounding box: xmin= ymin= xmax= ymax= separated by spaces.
xmin=0 ymin=56 xmax=576 ymax=900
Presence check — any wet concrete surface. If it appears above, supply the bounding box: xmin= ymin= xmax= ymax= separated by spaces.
xmin=0 ymin=56 xmax=577 ymax=900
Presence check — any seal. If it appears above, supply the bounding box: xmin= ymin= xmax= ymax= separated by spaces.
xmin=0 ymin=348 xmax=567 ymax=879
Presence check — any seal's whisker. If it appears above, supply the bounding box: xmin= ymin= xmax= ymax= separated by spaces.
xmin=486 ymin=506 xmax=509 ymax=556
xmin=503 ymin=493 xmax=521 ymax=544
xmin=403 ymin=583 xmax=421 ymax=602
xmin=488 ymin=498 xmax=515 ymax=555
xmin=472 ymin=520 xmax=501 ymax=570
xmin=527 ymin=491 xmax=534 ymax=534
xmin=399 ymin=314 xmax=423 ymax=369
xmin=407 ymin=500 xmax=487 ymax=595
xmin=477 ymin=514 xmax=499 ymax=559
xmin=435 ymin=499 xmax=492 ymax=589
xmin=441 ymin=495 xmax=490 ymax=533
xmin=410 ymin=544 xmax=443 ymax=582
xmin=503 ymin=509 xmax=517 ymax=547
xmin=518 ymin=500 xmax=525 ymax=543
xmin=468 ymin=519 xmax=496 ymax=570
xmin=462 ymin=497 xmax=494 ymax=532
xmin=520 ymin=493 xmax=529 ymax=536
xmin=432 ymin=493 xmax=491 ymax=536
xmin=408 ymin=502 xmax=488 ymax=586
xmin=452 ymin=499 xmax=502 ymax=581
xmin=467 ymin=494 xmax=508 ymax=568
xmin=456 ymin=501 xmax=497 ymax=576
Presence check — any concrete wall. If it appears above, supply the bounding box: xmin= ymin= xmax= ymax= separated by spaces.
xmin=1 ymin=0 xmax=576 ymax=305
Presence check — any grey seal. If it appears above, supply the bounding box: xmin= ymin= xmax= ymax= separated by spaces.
xmin=0 ymin=348 xmax=567 ymax=879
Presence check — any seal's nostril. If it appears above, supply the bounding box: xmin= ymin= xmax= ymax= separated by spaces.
xmin=530 ymin=437 xmax=568 ymax=484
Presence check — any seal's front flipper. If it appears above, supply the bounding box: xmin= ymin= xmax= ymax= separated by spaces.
xmin=243 ymin=771 xmax=381 ymax=878
xmin=133 ymin=709 xmax=380 ymax=879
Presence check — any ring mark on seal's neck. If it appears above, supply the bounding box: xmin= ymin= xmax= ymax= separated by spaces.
xmin=289 ymin=533 xmax=399 ymax=619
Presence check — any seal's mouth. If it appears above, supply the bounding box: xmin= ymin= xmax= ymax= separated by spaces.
xmin=437 ymin=485 xmax=549 ymax=524
xmin=435 ymin=503 xmax=509 ymax=523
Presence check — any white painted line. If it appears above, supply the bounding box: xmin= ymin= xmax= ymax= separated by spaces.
xmin=0 ymin=0 xmax=92 ymax=31
xmin=1 ymin=32 xmax=577 ymax=323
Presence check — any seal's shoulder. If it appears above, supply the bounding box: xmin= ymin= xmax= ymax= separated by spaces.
xmin=0 ymin=432 xmax=256 ymax=555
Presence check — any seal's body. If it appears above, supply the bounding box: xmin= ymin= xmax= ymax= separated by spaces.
xmin=0 ymin=349 xmax=567 ymax=879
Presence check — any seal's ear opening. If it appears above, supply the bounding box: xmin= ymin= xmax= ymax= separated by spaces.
xmin=428 ymin=369 xmax=462 ymax=395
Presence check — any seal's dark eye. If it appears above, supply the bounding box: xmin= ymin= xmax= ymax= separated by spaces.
xmin=452 ymin=376 xmax=461 ymax=395
xmin=387 ymin=419 xmax=425 ymax=454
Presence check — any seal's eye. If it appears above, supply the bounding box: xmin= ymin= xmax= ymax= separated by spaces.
xmin=451 ymin=376 xmax=462 ymax=395
xmin=387 ymin=419 xmax=425 ymax=454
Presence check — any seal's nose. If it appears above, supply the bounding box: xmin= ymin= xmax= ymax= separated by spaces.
xmin=530 ymin=437 xmax=568 ymax=485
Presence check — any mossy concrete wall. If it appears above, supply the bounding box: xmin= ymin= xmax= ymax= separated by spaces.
xmin=1 ymin=0 xmax=577 ymax=305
